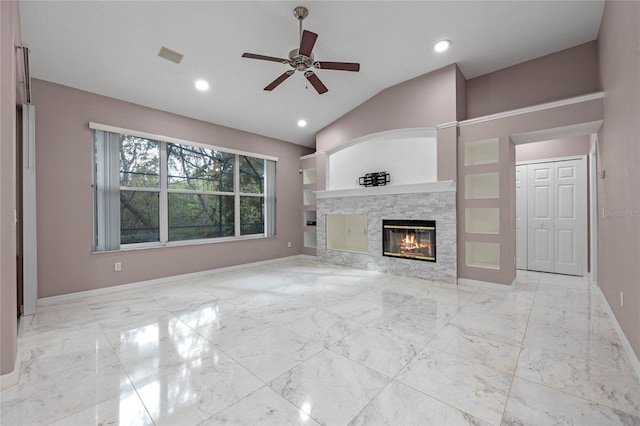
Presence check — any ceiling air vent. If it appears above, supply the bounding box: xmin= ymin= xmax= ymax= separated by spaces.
xmin=157 ymin=46 xmax=184 ymax=64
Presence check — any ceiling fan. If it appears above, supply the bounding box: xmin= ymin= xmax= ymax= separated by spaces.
xmin=241 ymin=6 xmax=360 ymax=94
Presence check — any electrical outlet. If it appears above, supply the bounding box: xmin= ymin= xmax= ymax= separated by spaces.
xmin=115 ymin=262 xmax=122 ymax=272
xmin=287 ymin=241 xmax=292 ymax=248
xmin=620 ymin=291 xmax=624 ymax=307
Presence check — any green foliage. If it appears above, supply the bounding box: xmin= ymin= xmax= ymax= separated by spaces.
xmin=117 ymin=136 xmax=268 ymax=243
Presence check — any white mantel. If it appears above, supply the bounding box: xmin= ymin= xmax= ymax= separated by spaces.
xmin=315 ymin=180 xmax=456 ymax=199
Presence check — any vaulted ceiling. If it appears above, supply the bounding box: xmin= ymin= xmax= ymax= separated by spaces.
xmin=19 ymin=1 xmax=604 ymax=148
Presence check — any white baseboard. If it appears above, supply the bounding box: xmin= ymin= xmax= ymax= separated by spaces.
xmin=457 ymin=278 xmax=512 ymax=291
xmin=0 ymin=356 xmax=20 ymax=390
xmin=595 ymin=286 xmax=640 ymax=382
xmin=1 ymin=319 xmax=22 ymax=390
xmin=39 ymin=255 xmax=307 ymax=307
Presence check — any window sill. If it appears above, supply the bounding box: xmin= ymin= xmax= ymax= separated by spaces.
xmin=92 ymin=234 xmax=274 ymax=254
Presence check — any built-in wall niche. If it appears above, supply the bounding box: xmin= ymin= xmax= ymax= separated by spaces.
xmin=304 ymin=231 xmax=317 ymax=248
xmin=304 ymin=210 xmax=317 ymax=226
xmin=464 ymin=138 xmax=499 ymax=166
xmin=303 ymin=189 xmax=316 ymax=205
xmin=327 ymin=128 xmax=437 ymax=190
xmin=465 ymin=172 xmax=499 ymax=199
xmin=326 ymin=214 xmax=368 ymax=254
xmin=466 ymin=241 xmax=500 ymax=270
xmin=465 ymin=208 xmax=500 ymax=234
xmin=302 ymin=168 xmax=316 ymax=185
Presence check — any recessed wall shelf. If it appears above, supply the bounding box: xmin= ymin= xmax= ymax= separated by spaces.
xmin=465 ymin=208 xmax=500 ymax=234
xmin=466 ymin=241 xmax=500 ymax=270
xmin=303 ymin=168 xmax=316 ymax=185
xmin=464 ymin=138 xmax=499 ymax=166
xmin=465 ymin=172 xmax=499 ymax=199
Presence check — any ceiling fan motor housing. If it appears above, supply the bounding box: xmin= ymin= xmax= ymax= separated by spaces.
xmin=289 ymin=49 xmax=314 ymax=71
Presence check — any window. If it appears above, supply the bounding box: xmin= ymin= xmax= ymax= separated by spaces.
xmin=93 ymin=125 xmax=276 ymax=251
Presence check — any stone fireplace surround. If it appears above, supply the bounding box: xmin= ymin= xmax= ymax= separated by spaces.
xmin=316 ymin=182 xmax=457 ymax=283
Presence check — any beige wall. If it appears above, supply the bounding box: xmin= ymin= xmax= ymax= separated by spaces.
xmin=467 ymin=41 xmax=601 ymax=118
xmin=0 ymin=0 xmax=20 ymax=376
xmin=597 ymin=0 xmax=640 ymax=358
xmin=32 ymin=79 xmax=311 ymax=298
xmin=515 ymin=135 xmax=591 ymax=163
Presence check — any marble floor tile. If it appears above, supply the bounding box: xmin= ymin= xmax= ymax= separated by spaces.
xmin=367 ymin=307 xmax=442 ymax=343
xmin=529 ymin=303 xmax=615 ymax=339
xmin=394 ymin=297 xmax=462 ymax=326
xmin=427 ymin=324 xmax=522 ymax=374
xmin=503 ymin=377 xmax=640 ymax=425
xmin=269 ymin=350 xmax=389 ymax=425
xmin=226 ymin=327 xmax=324 ymax=382
xmin=195 ymin=313 xmax=275 ymax=350
xmin=19 ymin=333 xmax=117 ymax=386
xmin=201 ymin=386 xmax=321 ymax=425
xmin=330 ymin=324 xmax=422 ymax=377
xmin=449 ymin=309 xmax=527 ymax=343
xmin=396 ymin=348 xmax=512 ymax=425
xmin=137 ymin=352 xmax=263 ymax=426
xmin=413 ymin=284 xmax=477 ymax=307
xmin=349 ymin=380 xmax=490 ymax=426
xmin=4 ymin=261 xmax=639 ymax=426
xmin=324 ymin=299 xmax=387 ymax=324
xmin=49 ymin=390 xmax=154 ymax=426
xmin=116 ymin=328 xmax=219 ymax=386
xmin=516 ymin=345 xmax=640 ymax=416
xmin=524 ymin=321 xmax=628 ymax=368
xmin=279 ymin=309 xmax=363 ymax=348
xmin=1 ymin=358 xmax=135 ymax=425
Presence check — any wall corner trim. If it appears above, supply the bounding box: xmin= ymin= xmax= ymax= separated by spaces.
xmin=300 ymin=150 xmax=327 ymax=160
xmin=437 ymin=121 xmax=459 ymax=130
xmin=458 ymin=92 xmax=604 ymax=127
xmin=595 ymin=286 xmax=640 ymax=382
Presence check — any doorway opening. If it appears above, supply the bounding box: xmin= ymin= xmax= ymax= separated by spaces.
xmin=512 ymin=123 xmax=602 ymax=277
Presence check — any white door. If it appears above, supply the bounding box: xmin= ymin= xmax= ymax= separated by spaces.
xmin=524 ymin=158 xmax=586 ymax=276
xmin=528 ymin=163 xmax=554 ymax=272
xmin=515 ymin=165 xmax=528 ymax=269
xmin=553 ymin=160 xmax=586 ymax=275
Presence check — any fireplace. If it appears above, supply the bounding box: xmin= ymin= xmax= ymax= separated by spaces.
xmin=382 ymin=220 xmax=436 ymax=262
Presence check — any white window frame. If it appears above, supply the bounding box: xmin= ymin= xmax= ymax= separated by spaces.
xmin=91 ymin=123 xmax=277 ymax=252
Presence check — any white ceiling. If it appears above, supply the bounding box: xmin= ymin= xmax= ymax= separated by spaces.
xmin=19 ymin=1 xmax=604 ymax=148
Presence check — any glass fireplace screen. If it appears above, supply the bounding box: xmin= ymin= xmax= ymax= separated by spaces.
xmin=382 ymin=220 xmax=436 ymax=262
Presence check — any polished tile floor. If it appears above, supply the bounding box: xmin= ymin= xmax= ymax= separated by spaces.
xmin=2 ymin=257 xmax=639 ymax=425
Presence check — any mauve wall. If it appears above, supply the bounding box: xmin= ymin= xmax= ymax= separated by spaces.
xmin=32 ymin=79 xmax=311 ymax=298
xmin=316 ymin=64 xmax=460 ymax=182
xmin=467 ymin=41 xmax=601 ymax=118
xmin=0 ymin=0 xmax=20 ymax=376
xmin=458 ymin=99 xmax=604 ymax=285
xmin=597 ymin=1 xmax=640 ymax=358
xmin=515 ymin=135 xmax=591 ymax=163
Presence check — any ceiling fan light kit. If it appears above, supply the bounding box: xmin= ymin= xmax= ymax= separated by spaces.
xmin=241 ymin=5 xmax=360 ymax=94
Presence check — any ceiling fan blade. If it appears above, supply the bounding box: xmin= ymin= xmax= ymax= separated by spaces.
xmin=264 ymin=70 xmax=295 ymax=91
xmin=315 ymin=61 xmax=360 ymax=72
xmin=299 ymin=30 xmax=318 ymax=57
xmin=304 ymin=71 xmax=328 ymax=94
xmin=242 ymin=53 xmax=288 ymax=64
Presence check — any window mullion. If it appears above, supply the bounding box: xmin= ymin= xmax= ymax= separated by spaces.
xmin=159 ymin=142 xmax=168 ymax=243
xmin=234 ymin=154 xmax=241 ymax=237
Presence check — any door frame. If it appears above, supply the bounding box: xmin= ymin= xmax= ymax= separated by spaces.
xmin=589 ymin=142 xmax=598 ymax=287
xmin=516 ymin=155 xmax=588 ymax=276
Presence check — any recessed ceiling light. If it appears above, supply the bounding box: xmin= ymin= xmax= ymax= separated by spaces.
xmin=297 ymin=119 xmax=307 ymax=127
xmin=195 ymin=79 xmax=209 ymax=91
xmin=433 ymin=40 xmax=451 ymax=53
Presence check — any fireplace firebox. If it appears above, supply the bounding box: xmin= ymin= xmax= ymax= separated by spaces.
xmin=382 ymin=220 xmax=436 ymax=262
